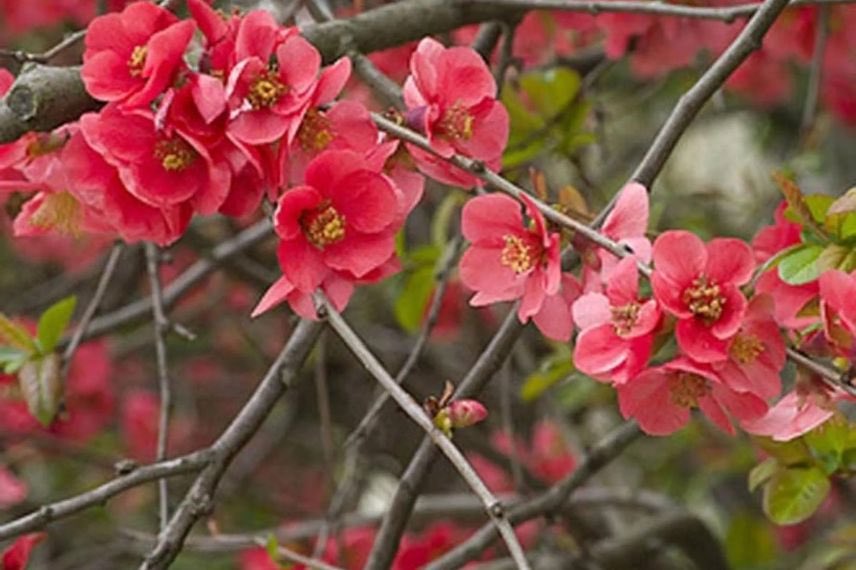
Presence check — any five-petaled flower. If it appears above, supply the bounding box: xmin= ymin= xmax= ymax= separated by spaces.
xmin=459 ymin=193 xmax=561 ymax=326
xmin=651 ymin=230 xmax=755 ymax=363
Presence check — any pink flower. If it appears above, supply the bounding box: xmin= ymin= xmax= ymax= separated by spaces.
xmin=819 ymin=269 xmax=856 ymax=352
xmin=531 ymin=273 xmax=582 ymax=342
xmin=1 ymin=533 xmax=45 ymax=570
xmin=651 ymin=230 xmax=755 ymax=362
xmin=459 ymin=193 xmax=561 ymax=325
xmin=403 ymin=38 xmax=509 ymax=187
xmin=264 ymin=148 xmax=401 ymax=295
xmin=80 ymin=104 xmax=231 ymax=215
xmin=446 ymin=399 xmax=488 ymax=428
xmin=712 ymin=295 xmax=785 ymax=400
xmin=82 ymin=1 xmax=195 ymax=108
xmin=0 ymin=467 xmax=27 ymax=509
xmin=617 ymin=358 xmax=768 ymax=436
xmin=599 ymin=182 xmax=651 ymax=276
xmin=225 ymin=11 xmax=324 ymax=145
xmin=744 ymin=391 xmax=837 ymax=441
xmin=573 ymin=256 xmax=660 ymax=384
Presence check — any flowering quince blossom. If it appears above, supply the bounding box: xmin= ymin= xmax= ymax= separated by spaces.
xmin=252 ymin=147 xmax=416 ymax=319
xmin=753 ymin=201 xmax=818 ymax=328
xmin=81 ymin=1 xmax=196 ymax=108
xmin=651 ymin=230 xmax=755 ymax=363
xmin=459 ymin=193 xmax=561 ymax=333
xmin=403 ymin=37 xmax=510 ymax=188
xmin=1 ymin=532 xmax=45 ymax=570
xmin=819 ymin=269 xmax=856 ymax=352
xmin=0 ymin=467 xmax=27 ymax=509
xmin=617 ymin=357 xmax=768 ymax=436
xmin=531 ymin=273 xmax=582 ymax=342
xmin=598 ymin=182 xmax=652 ymax=275
xmin=573 ymin=256 xmax=661 ymax=384
xmin=712 ymin=295 xmax=785 ymax=400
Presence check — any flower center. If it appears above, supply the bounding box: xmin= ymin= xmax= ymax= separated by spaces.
xmin=730 ymin=332 xmax=764 ymax=364
xmin=682 ymin=275 xmax=725 ymax=324
xmin=128 ymin=45 xmax=148 ymax=77
xmin=611 ymin=302 xmax=641 ymax=336
xmin=247 ymin=70 xmax=287 ymax=109
xmin=500 ymin=234 xmax=535 ymax=274
xmin=668 ymin=372 xmax=710 ymax=408
xmin=29 ymin=191 xmax=83 ymax=236
xmin=154 ymin=138 xmax=196 ymax=171
xmin=438 ymin=102 xmax=474 ymax=141
xmin=297 ymin=109 xmax=334 ymax=152
xmin=302 ymin=201 xmax=346 ymax=249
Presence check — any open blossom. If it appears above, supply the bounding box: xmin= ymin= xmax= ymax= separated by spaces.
xmin=651 ymin=230 xmax=755 ymax=363
xmin=599 ymin=182 xmax=651 ymax=274
xmin=82 ymin=1 xmax=195 ymax=108
xmin=225 ymin=10 xmax=325 ymax=145
xmin=459 ymin=193 xmax=561 ymax=324
xmin=403 ymin=37 xmax=509 ymax=187
xmin=617 ymin=358 xmax=768 ymax=436
xmin=712 ymin=295 xmax=785 ymax=400
xmin=573 ymin=256 xmax=660 ymax=384
xmin=819 ymin=269 xmax=856 ymax=353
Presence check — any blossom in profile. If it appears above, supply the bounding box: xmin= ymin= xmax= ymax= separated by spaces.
xmin=598 ymin=182 xmax=651 ymax=279
xmin=403 ymin=37 xmax=509 ymax=187
xmin=459 ymin=193 xmax=560 ymax=324
xmin=819 ymin=269 xmax=856 ymax=352
xmin=82 ymin=1 xmax=195 ymax=108
xmin=617 ymin=358 xmax=768 ymax=436
xmin=651 ymin=230 xmax=755 ymax=362
xmin=573 ymin=256 xmax=660 ymax=384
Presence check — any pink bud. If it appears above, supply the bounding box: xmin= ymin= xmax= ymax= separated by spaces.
xmin=447 ymin=399 xmax=488 ymax=429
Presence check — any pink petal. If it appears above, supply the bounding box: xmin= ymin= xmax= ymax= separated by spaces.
xmin=461 ymin=194 xmax=523 ymax=245
xmin=251 ymin=276 xmax=296 ymax=317
xmin=675 ymin=318 xmax=730 ymax=363
xmin=706 ymin=237 xmax=755 ymax=286
xmin=572 ymin=292 xmax=611 ymax=329
xmin=602 ymin=182 xmax=649 ymax=239
xmin=573 ymin=324 xmax=628 ymax=378
xmin=652 ymin=230 xmax=706 ymax=288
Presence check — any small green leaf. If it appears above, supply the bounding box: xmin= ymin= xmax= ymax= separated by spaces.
xmin=725 ymin=512 xmax=777 ymax=567
xmin=804 ymin=414 xmax=852 ymax=474
xmin=521 ymin=348 xmax=573 ymax=402
xmin=18 ymin=353 xmax=63 ymax=427
xmin=394 ymin=266 xmax=436 ymax=334
xmin=0 ymin=346 xmax=24 ymax=363
xmin=0 ymin=313 xmax=37 ymax=354
xmin=748 ymin=457 xmax=780 ymax=492
xmin=753 ymin=436 xmax=811 ymax=467
xmin=763 ymin=466 xmax=830 ymax=525
xmin=36 ymin=295 xmax=77 ymax=354
xmin=778 ymin=244 xmax=824 ymax=285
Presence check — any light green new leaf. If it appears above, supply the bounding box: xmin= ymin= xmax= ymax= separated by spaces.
xmin=748 ymin=457 xmax=780 ymax=492
xmin=778 ymin=244 xmax=824 ymax=285
xmin=804 ymin=414 xmax=852 ymax=474
xmin=0 ymin=313 xmax=37 ymax=353
xmin=763 ymin=466 xmax=830 ymax=525
xmin=36 ymin=295 xmax=77 ymax=354
xmin=19 ymin=352 xmax=64 ymax=427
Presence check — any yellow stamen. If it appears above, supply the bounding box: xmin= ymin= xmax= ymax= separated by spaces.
xmin=247 ymin=70 xmax=287 ymax=109
xmin=154 ymin=138 xmax=195 ymax=172
xmin=303 ymin=201 xmax=346 ymax=248
xmin=668 ymin=372 xmax=710 ymax=408
xmin=683 ymin=275 xmax=726 ymax=324
xmin=500 ymin=234 xmax=535 ymax=274
xmin=128 ymin=45 xmax=148 ymax=77
xmin=730 ymin=333 xmax=764 ymax=364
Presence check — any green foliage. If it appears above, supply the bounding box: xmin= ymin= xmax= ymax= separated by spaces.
xmin=501 ymin=68 xmax=594 ymax=169
xmin=778 ymin=244 xmax=824 ymax=285
xmin=19 ymin=353 xmax=63 ymax=427
xmin=763 ymin=466 xmax=830 ymax=525
xmin=36 ymin=295 xmax=77 ymax=354
xmin=394 ymin=244 xmax=440 ymax=333
xmin=520 ymin=345 xmax=573 ymax=402
xmin=725 ymin=512 xmax=777 ymax=567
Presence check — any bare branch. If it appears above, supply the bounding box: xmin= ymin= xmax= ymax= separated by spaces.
xmin=319 ymin=294 xmax=532 ymax=570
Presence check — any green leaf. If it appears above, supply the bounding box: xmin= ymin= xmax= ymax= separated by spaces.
xmin=521 ymin=350 xmax=573 ymax=402
xmin=18 ymin=353 xmax=63 ymax=427
xmin=394 ymin=266 xmax=436 ymax=334
xmin=0 ymin=346 xmax=24 ymax=363
xmin=519 ymin=68 xmax=580 ymax=117
xmin=725 ymin=513 xmax=777 ymax=567
xmin=778 ymin=244 xmax=824 ymax=285
xmin=762 ymin=466 xmax=830 ymax=525
xmin=748 ymin=457 xmax=780 ymax=492
xmin=753 ymin=436 xmax=811 ymax=467
xmin=0 ymin=313 xmax=37 ymax=354
xmin=36 ymin=295 xmax=76 ymax=354
xmin=804 ymin=414 xmax=852 ymax=474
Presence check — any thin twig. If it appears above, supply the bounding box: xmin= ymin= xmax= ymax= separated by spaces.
xmin=464 ymin=0 xmax=851 ymax=22
xmin=61 ymin=242 xmax=124 ymax=369
xmin=319 ymin=293 xmax=532 ymax=570
xmin=0 ymin=450 xmax=213 ymax=541
xmin=425 ymin=422 xmax=642 ymax=570
xmin=257 ymin=537 xmax=346 ymax=570
xmin=139 ymin=319 xmax=323 ymax=570
xmin=145 ymin=243 xmax=173 ymax=531
xmin=800 ymin=4 xmax=830 ymax=134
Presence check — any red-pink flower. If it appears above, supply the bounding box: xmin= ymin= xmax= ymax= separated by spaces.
xmin=819 ymin=269 xmax=856 ymax=352
xmin=403 ymin=38 xmax=509 ymax=188
xmin=82 ymin=1 xmax=195 ymax=108
xmin=446 ymin=398 xmax=488 ymax=429
xmin=459 ymin=193 xmax=561 ymax=324
xmin=1 ymin=533 xmax=45 ymax=570
xmin=599 ymin=182 xmax=651 ymax=273
xmin=225 ymin=11 xmax=324 ymax=145
xmin=744 ymin=391 xmax=837 ymax=442
xmin=0 ymin=467 xmax=27 ymax=509
xmin=531 ymin=273 xmax=582 ymax=342
xmin=80 ymin=104 xmax=230 ymax=215
xmin=573 ymin=256 xmax=660 ymax=384
xmin=266 ymin=149 xmax=400 ymax=294
xmin=617 ymin=358 xmax=768 ymax=436
xmin=712 ymin=295 xmax=785 ymax=400
xmin=651 ymin=230 xmax=755 ymax=362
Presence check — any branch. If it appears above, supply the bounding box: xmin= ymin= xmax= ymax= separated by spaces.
xmin=144 ymin=243 xmax=173 ymax=530
xmin=425 ymin=422 xmax=642 ymax=570
xmin=464 ymin=0 xmax=851 ymax=22
xmin=0 ymin=450 xmax=212 ymax=542
xmin=139 ymin=318 xmax=323 ymax=569
xmin=319 ymin=294 xmax=531 ymax=570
